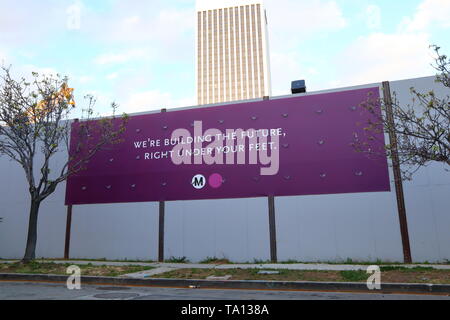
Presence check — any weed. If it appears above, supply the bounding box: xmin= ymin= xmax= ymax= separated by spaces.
xmin=340 ymin=270 xmax=368 ymax=282
xmin=380 ymin=266 xmax=434 ymax=272
xmin=252 ymin=259 xmax=272 ymax=264
xmin=165 ymin=256 xmax=189 ymax=263
xmin=200 ymin=257 xmax=230 ymax=264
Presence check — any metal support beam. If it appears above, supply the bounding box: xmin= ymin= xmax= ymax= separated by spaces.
xmin=382 ymin=81 xmax=412 ymax=264
xmin=268 ymin=196 xmax=277 ymax=263
xmin=64 ymin=205 xmax=73 ymax=260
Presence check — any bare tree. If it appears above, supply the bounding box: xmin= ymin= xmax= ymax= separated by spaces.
xmin=353 ymin=45 xmax=450 ymax=179
xmin=0 ymin=66 xmax=128 ymax=262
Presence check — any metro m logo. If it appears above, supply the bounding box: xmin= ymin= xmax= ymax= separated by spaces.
xmin=192 ymin=174 xmax=206 ymax=189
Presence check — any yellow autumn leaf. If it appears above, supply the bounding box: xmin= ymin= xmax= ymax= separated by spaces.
xmin=24 ymin=83 xmax=75 ymax=122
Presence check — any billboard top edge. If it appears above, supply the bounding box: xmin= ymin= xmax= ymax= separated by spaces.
xmin=76 ymin=84 xmax=382 ymax=122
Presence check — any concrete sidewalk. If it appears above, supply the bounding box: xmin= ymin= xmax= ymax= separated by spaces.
xmin=2 ymin=259 xmax=450 ymax=279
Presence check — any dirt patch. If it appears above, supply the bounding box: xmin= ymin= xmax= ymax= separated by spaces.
xmin=380 ymin=270 xmax=450 ymax=284
xmin=151 ymin=268 xmax=450 ymax=284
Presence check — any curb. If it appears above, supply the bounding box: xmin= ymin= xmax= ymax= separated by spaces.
xmin=1 ymin=273 xmax=450 ymax=295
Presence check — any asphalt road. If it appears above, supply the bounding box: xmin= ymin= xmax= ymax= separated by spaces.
xmin=1 ymin=281 xmax=450 ymax=300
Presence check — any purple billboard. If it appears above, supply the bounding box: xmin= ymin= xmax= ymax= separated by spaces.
xmin=65 ymin=87 xmax=390 ymax=205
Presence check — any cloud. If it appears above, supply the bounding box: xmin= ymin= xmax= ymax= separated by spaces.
xmin=270 ymin=51 xmax=305 ymax=96
xmin=333 ymin=0 xmax=450 ymax=88
xmin=265 ymin=0 xmax=347 ymax=94
xmin=82 ymin=3 xmax=194 ymax=54
xmin=75 ymin=90 xmax=116 ymax=117
xmin=0 ymin=1 xmax=68 ymax=45
xmin=94 ymin=49 xmax=149 ymax=65
xmin=335 ymin=32 xmax=433 ymax=86
xmin=123 ymin=90 xmax=195 ymax=113
xmin=401 ymin=0 xmax=450 ymax=32
xmin=123 ymin=15 xmax=141 ymax=25
xmin=0 ymin=49 xmax=8 ymax=65
xmin=366 ymin=5 xmax=381 ymax=30
xmin=106 ymin=73 xmax=119 ymax=81
xmin=266 ymin=0 xmax=347 ymax=44
xmin=66 ymin=0 xmax=84 ymax=31
xmin=77 ymin=75 xmax=94 ymax=84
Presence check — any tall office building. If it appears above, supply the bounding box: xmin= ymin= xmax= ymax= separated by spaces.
xmin=196 ymin=0 xmax=272 ymax=105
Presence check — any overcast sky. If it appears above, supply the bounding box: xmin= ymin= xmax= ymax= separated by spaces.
xmin=0 ymin=0 xmax=449 ymax=115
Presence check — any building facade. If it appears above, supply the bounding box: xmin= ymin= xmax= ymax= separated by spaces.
xmin=196 ymin=0 xmax=272 ymax=105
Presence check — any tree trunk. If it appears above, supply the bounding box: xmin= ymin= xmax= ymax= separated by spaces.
xmin=22 ymin=199 xmax=41 ymax=263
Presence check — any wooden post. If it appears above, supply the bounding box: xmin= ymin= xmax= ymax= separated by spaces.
xmin=263 ymin=96 xmax=277 ymax=262
xmin=158 ymin=107 xmax=167 ymax=263
xmin=158 ymin=201 xmax=165 ymax=262
xmin=268 ymin=196 xmax=278 ymax=263
xmin=64 ymin=205 xmax=73 ymax=260
xmin=382 ymin=81 xmax=412 ymax=264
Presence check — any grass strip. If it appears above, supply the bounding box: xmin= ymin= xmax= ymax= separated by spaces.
xmin=0 ymin=261 xmax=154 ymax=277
